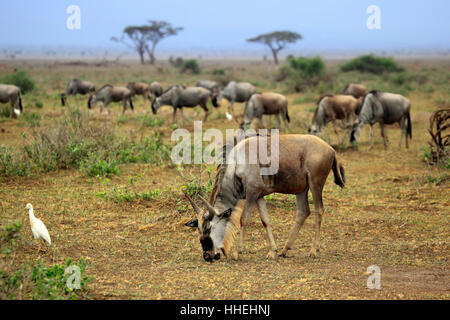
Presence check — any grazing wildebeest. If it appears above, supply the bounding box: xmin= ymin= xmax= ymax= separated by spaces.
xmin=196 ymin=80 xmax=219 ymax=93
xmin=308 ymin=94 xmax=363 ymax=136
xmin=150 ymin=81 xmax=163 ymax=98
xmin=61 ymin=79 xmax=95 ymax=106
xmin=343 ymin=83 xmax=367 ymax=98
xmin=0 ymin=84 xmax=23 ymax=118
xmin=151 ymin=86 xmax=211 ymax=122
xmin=127 ymin=82 xmax=151 ymax=106
xmin=212 ymin=81 xmax=255 ymax=113
xmin=87 ymin=84 xmax=134 ymax=114
xmin=185 ymin=134 xmax=346 ymax=261
xmin=350 ymin=90 xmax=412 ymax=149
xmin=242 ymin=92 xmax=290 ymax=130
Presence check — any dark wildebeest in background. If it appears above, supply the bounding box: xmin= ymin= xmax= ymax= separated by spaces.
xmin=212 ymin=81 xmax=255 ymax=114
xmin=150 ymin=81 xmax=163 ymax=98
xmin=151 ymin=86 xmax=211 ymax=122
xmin=242 ymin=92 xmax=290 ymax=130
xmin=61 ymin=79 xmax=95 ymax=106
xmin=197 ymin=80 xmax=220 ymax=106
xmin=308 ymin=94 xmax=363 ymax=136
xmin=185 ymin=134 xmax=345 ymax=261
xmin=0 ymin=84 xmax=23 ymax=118
xmin=127 ymin=82 xmax=151 ymax=107
xmin=343 ymin=83 xmax=367 ymax=98
xmin=350 ymin=90 xmax=412 ymax=149
xmin=87 ymin=84 xmax=134 ymax=114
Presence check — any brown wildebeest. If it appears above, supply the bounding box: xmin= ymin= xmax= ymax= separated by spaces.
xmin=242 ymin=92 xmax=290 ymax=130
xmin=185 ymin=134 xmax=346 ymax=261
xmin=61 ymin=79 xmax=95 ymax=106
xmin=87 ymin=84 xmax=134 ymax=114
xmin=343 ymin=83 xmax=367 ymax=98
xmin=0 ymin=84 xmax=23 ymax=118
xmin=350 ymin=90 xmax=412 ymax=149
xmin=308 ymin=94 xmax=363 ymax=136
xmin=127 ymin=82 xmax=151 ymax=106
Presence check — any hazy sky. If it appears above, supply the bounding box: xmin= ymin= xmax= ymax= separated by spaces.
xmin=0 ymin=0 xmax=449 ymax=52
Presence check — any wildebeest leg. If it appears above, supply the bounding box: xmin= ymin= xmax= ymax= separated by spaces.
xmin=234 ymin=194 xmax=258 ymax=260
xmin=380 ymin=123 xmax=388 ymax=149
xmin=279 ymin=188 xmax=310 ymax=257
xmin=10 ymin=99 xmax=16 ymax=119
xmin=172 ymin=107 xmax=178 ymax=123
xmin=256 ymin=198 xmax=277 ymax=259
xmin=122 ymin=99 xmax=127 ymax=115
xmin=201 ymin=103 xmax=209 ymax=122
xmin=308 ymin=176 xmax=324 ymax=258
xmin=275 ymin=114 xmax=281 ymax=129
xmin=399 ymin=117 xmax=407 ymax=149
xmin=369 ymin=125 xmax=374 ymax=150
xmin=257 ymin=116 xmax=265 ymax=129
xmin=228 ymin=100 xmax=235 ymax=115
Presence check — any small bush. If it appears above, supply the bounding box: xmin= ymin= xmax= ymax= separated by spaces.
xmin=341 ymin=54 xmax=403 ymax=74
xmin=1 ymin=70 xmax=35 ymax=94
xmin=288 ymin=56 xmax=325 ymax=78
xmin=35 ymin=101 xmax=44 ymax=109
xmin=211 ymin=68 xmax=225 ymax=75
xmin=181 ymin=59 xmax=201 ymax=74
xmin=80 ymin=158 xmax=119 ymax=177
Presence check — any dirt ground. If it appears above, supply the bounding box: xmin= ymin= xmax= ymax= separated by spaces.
xmin=0 ymin=59 xmax=448 ymax=299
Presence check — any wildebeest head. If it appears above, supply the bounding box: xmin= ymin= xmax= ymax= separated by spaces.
xmin=151 ymin=98 xmax=160 ymax=115
xmin=185 ymin=193 xmax=242 ymax=262
xmin=212 ymin=91 xmax=223 ymax=108
xmin=87 ymin=94 xmax=94 ymax=109
xmin=307 ymin=123 xmax=321 ymax=136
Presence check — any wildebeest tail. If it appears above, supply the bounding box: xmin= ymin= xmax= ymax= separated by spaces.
xmin=407 ymin=111 xmax=412 ymax=139
xmin=285 ymin=107 xmax=290 ymax=123
xmin=18 ymin=91 xmax=23 ymax=111
xmin=332 ymin=155 xmax=345 ymax=188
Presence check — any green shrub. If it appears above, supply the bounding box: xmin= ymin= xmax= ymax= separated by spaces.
xmin=341 ymin=54 xmax=403 ymax=74
xmin=288 ymin=56 xmax=325 ymax=78
xmin=1 ymin=70 xmax=35 ymax=94
xmin=35 ymin=101 xmax=44 ymax=109
xmin=211 ymin=68 xmax=225 ymax=75
xmin=80 ymin=157 xmax=119 ymax=177
xmin=181 ymin=59 xmax=201 ymax=74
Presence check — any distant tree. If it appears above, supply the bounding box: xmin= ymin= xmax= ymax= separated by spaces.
xmin=111 ymin=26 xmax=149 ymax=64
xmin=143 ymin=20 xmax=183 ymax=65
xmin=247 ymin=31 xmax=302 ymax=65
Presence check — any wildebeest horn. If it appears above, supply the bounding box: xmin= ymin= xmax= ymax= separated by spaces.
xmin=198 ymin=195 xmax=218 ymax=218
xmin=184 ymin=192 xmax=201 ymax=215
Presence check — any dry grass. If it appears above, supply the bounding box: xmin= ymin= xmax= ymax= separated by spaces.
xmin=0 ymin=59 xmax=449 ymax=299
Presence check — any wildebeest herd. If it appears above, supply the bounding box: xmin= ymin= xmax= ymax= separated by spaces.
xmin=0 ymin=77 xmax=413 ymax=262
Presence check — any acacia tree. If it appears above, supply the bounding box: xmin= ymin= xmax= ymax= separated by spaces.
xmin=247 ymin=31 xmax=302 ymax=64
xmin=111 ymin=26 xmax=149 ymax=64
xmin=112 ymin=21 xmax=182 ymax=65
xmin=144 ymin=20 xmax=183 ymax=65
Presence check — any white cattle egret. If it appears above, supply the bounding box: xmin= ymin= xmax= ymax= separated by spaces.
xmin=13 ymin=108 xmax=21 ymax=117
xmin=26 ymin=203 xmax=51 ymax=254
xmin=226 ymin=112 xmax=233 ymax=121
